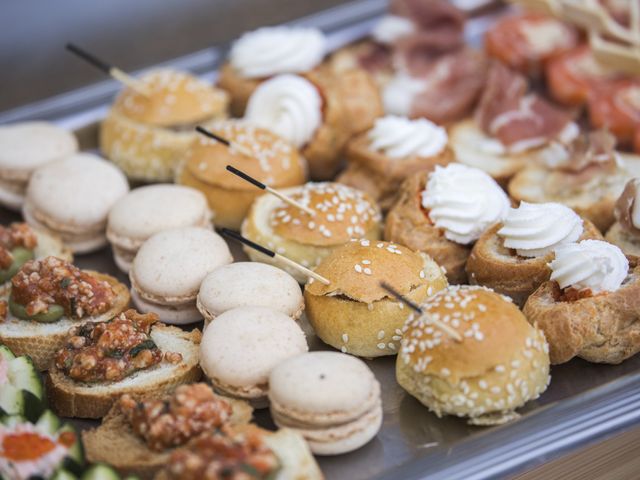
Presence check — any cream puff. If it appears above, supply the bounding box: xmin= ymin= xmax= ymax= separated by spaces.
xmin=467 ymin=202 xmax=603 ymax=307
xmin=100 ymin=69 xmax=229 ymax=182
xmin=218 ymin=26 xmax=327 ymax=116
xmin=523 ymin=240 xmax=640 ymax=364
xmin=606 ymin=178 xmax=640 ymax=262
xmin=0 ymin=122 xmax=78 ymax=211
xmin=245 ymin=72 xmax=382 ymax=180
xmin=305 ymin=239 xmax=447 ymax=357
xmin=338 ymin=115 xmax=454 ymax=211
xmin=176 ymin=120 xmax=306 ymax=229
xmin=241 ymin=182 xmax=382 ymax=283
xmin=23 ymin=154 xmax=129 ymax=254
xmin=385 ymin=163 xmax=510 ymax=284
xmin=398 ymin=285 xmax=551 ymax=425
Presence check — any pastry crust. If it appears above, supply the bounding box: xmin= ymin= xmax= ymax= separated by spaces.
xmin=606 ymin=221 xmax=640 ymax=263
xmin=338 ymin=133 xmax=454 ymax=211
xmin=523 ymin=270 xmax=640 ymax=365
xmin=384 ymin=171 xmax=470 ymax=284
xmin=217 ymin=62 xmax=263 ymax=117
xmin=467 ymin=219 xmax=603 ymax=307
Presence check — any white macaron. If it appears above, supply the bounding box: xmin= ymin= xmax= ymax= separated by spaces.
xmin=22 ymin=153 xmax=129 ymax=253
xmin=130 ymin=227 xmax=232 ymax=324
xmin=107 ymin=184 xmax=212 ymax=272
xmin=269 ymin=351 xmax=382 ymax=455
xmin=0 ymin=122 xmax=78 ymax=210
xmin=197 ymin=262 xmax=304 ymax=325
xmin=199 ymin=306 xmax=308 ymax=408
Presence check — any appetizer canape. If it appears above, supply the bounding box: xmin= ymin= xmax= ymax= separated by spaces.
xmin=83 ymin=383 xmax=253 ymax=479
xmin=129 ymin=227 xmax=232 ymax=325
xmin=269 ymin=351 xmax=382 ymax=455
xmin=588 ymin=79 xmax=640 ymax=147
xmin=23 ymin=154 xmax=129 ymax=254
xmin=197 ymin=262 xmax=304 ymax=326
xmin=199 ymin=306 xmax=308 ymax=408
xmin=242 ymin=182 xmax=382 ymax=283
xmin=337 ymin=115 xmax=454 ymax=211
xmin=397 ymin=286 xmax=551 ymax=425
xmin=0 ymin=122 xmax=77 ymax=211
xmin=0 ymin=256 xmax=129 ymax=371
xmin=524 ymin=240 xmax=640 ymax=364
xmin=107 ymin=184 xmax=212 ymax=273
xmin=176 ymin=120 xmax=306 ymax=229
xmin=305 ymin=239 xmax=447 ymax=357
xmin=606 ymin=178 xmax=640 ymax=261
xmin=467 ymin=202 xmax=603 ymax=306
xmin=46 ymin=309 xmax=202 ymax=418
xmin=100 ymin=69 xmax=229 ymax=182
xmin=385 ymin=163 xmax=510 ymax=284
xmin=0 ymin=344 xmax=43 ymax=420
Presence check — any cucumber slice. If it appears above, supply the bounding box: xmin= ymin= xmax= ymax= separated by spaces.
xmin=0 ymin=384 xmax=23 ymax=416
xmin=8 ymin=355 xmax=43 ymax=398
xmin=9 ymin=297 xmax=65 ymax=323
xmin=52 ymin=469 xmax=78 ymax=480
xmin=0 ymin=247 xmax=34 ymax=283
xmin=36 ymin=410 xmax=61 ymax=435
xmin=0 ymin=414 xmax=25 ymax=427
xmin=60 ymin=423 xmax=84 ymax=468
xmin=0 ymin=344 xmax=16 ymax=361
xmin=81 ymin=464 xmax=123 ymax=480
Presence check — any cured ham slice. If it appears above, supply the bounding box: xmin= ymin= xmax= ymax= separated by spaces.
xmin=485 ymin=13 xmax=579 ymax=76
xmin=589 ymin=80 xmax=640 ymax=145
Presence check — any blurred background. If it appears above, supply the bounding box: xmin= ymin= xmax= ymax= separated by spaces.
xmin=0 ymin=0 xmax=355 ymax=113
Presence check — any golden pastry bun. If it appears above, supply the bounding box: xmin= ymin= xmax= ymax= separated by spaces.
xmin=397 ymin=286 xmax=550 ymax=425
xmin=305 ymin=239 xmax=448 ymax=357
xmin=241 ymin=182 xmax=382 ymax=282
xmin=217 ymin=62 xmax=263 ymax=117
xmin=467 ymin=218 xmax=603 ymax=307
xmin=177 ymin=120 xmax=307 ymax=229
xmin=100 ymin=69 xmax=229 ymax=182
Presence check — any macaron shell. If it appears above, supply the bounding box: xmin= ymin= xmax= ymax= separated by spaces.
xmin=0 ymin=122 xmax=78 ymax=176
xmin=131 ymin=288 xmax=202 ymax=325
xmin=0 ymin=181 xmax=26 ymax=211
xmin=131 ymin=227 xmax=232 ymax=300
xmin=198 ymin=262 xmax=303 ymax=317
xmin=26 ymin=153 xmax=129 ymax=229
xmin=268 ymin=351 xmax=378 ymax=420
xmin=107 ymin=184 xmax=211 ymax=248
xmin=200 ymin=306 xmax=308 ymax=389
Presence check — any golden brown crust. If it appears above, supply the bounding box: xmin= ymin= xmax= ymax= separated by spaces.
xmin=0 ymin=272 xmax=130 ymax=371
xmin=384 ymin=172 xmax=470 ymax=284
xmin=523 ymin=270 xmax=640 ymax=364
xmin=216 ymin=62 xmax=263 ymax=117
xmin=466 ymin=219 xmax=603 ymax=307
xmin=338 ymin=135 xmax=454 ymax=211
xmin=606 ymin=221 xmax=640 ymax=264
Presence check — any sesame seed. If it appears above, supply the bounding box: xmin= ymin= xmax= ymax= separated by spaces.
xmin=354 ymin=264 xmax=363 ymax=273
xmin=378 ymin=330 xmax=385 ymax=340
xmin=495 ymin=365 xmax=506 ymax=373
xmin=441 ymin=368 xmax=450 ymax=376
xmin=388 ymin=343 xmax=396 ymax=350
xmin=341 ymin=346 xmax=347 ymax=353
xmin=479 ymin=380 xmax=488 ymax=389
xmin=342 ymin=333 xmax=349 ymax=343
xmin=490 ymin=386 xmax=501 ymax=394
xmin=420 ymin=271 xmax=426 ymax=278
xmin=377 ymin=343 xmax=386 ymax=350
xmin=363 ymin=268 xmax=372 ymax=275
xmin=362 ymin=260 xmax=371 ymax=265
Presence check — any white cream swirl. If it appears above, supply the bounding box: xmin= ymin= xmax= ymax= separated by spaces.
xmin=549 ymin=240 xmax=629 ymax=293
xmin=245 ymin=74 xmax=322 ymax=148
xmin=368 ymin=116 xmax=447 ymax=158
xmin=421 ymin=164 xmax=510 ymax=245
xmin=498 ymin=202 xmax=583 ymax=258
xmin=230 ymin=26 xmax=326 ymax=78
xmin=372 ymin=15 xmax=415 ymax=44
xmin=383 ymin=73 xmax=426 ymax=117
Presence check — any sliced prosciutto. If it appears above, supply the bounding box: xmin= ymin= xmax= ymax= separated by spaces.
xmin=589 ymin=79 xmax=640 ymax=145
xmin=476 ymin=62 xmax=573 ymax=152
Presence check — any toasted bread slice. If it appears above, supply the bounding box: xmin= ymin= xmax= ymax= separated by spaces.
xmin=154 ymin=425 xmax=324 ymax=480
xmin=83 ymin=389 xmax=253 ymax=479
xmin=46 ymin=324 xmax=202 ymax=419
xmin=0 ymin=271 xmax=129 ymax=371
xmin=0 ymin=228 xmax=73 ymax=297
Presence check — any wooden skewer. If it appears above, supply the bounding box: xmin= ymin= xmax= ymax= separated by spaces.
xmin=195 ymin=126 xmax=256 ymax=159
xmin=66 ymin=43 xmax=152 ymax=97
xmin=225 ymin=165 xmax=316 ymax=217
xmin=380 ymin=282 xmax=462 ymax=343
xmin=221 ymin=229 xmax=330 ymax=285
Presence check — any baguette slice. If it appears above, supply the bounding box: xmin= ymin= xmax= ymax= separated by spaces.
xmin=154 ymin=425 xmax=324 ymax=480
xmin=46 ymin=324 xmax=202 ymax=419
xmin=83 ymin=389 xmax=253 ymax=480
xmin=0 ymin=271 xmax=129 ymax=371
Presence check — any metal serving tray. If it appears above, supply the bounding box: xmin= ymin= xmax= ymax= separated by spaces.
xmin=2 ymin=1 xmax=640 ymax=479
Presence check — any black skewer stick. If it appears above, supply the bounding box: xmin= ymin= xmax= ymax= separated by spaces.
xmin=195 ymin=126 xmax=255 ymax=157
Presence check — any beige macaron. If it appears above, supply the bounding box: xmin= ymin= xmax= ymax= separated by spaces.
xmin=0 ymin=122 xmax=78 ymax=211
xmin=269 ymin=351 xmax=382 ymax=455
xmin=199 ymin=306 xmax=308 ymax=408
xmin=107 ymin=184 xmax=212 ymax=272
xmin=23 ymin=153 xmax=129 ymax=254
xmin=130 ymin=227 xmax=233 ymax=324
xmin=197 ymin=262 xmax=304 ymax=326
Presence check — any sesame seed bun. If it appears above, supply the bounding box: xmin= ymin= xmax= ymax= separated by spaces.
xmin=176 ymin=120 xmax=306 ymax=230
xmin=241 ymin=182 xmax=382 ymax=283
xmin=305 ymin=240 xmax=448 ymax=357
xmin=397 ymin=286 xmax=550 ymax=425
xmin=100 ymin=69 xmax=229 ymax=182
xmin=217 ymin=62 xmax=263 ymax=117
